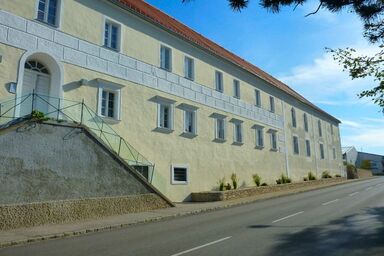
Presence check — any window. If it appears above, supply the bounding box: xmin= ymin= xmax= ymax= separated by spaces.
xmin=318 ymin=120 xmax=322 ymax=137
xmin=184 ymin=109 xmax=196 ymax=134
xmin=305 ymin=139 xmax=311 ymax=157
xmin=104 ymin=20 xmax=120 ymax=51
xmin=255 ymin=89 xmax=261 ymax=107
xmin=270 ymin=131 xmax=277 ymax=151
xmin=320 ymin=143 xmax=325 ymax=159
xmin=184 ymin=56 xmax=194 ymax=80
xmin=160 ymin=45 xmax=172 ymax=71
xmin=291 ymin=108 xmax=297 ymax=128
xmin=233 ymin=80 xmax=240 ymax=99
xmin=330 ymin=124 xmax=334 ymax=135
xmin=37 ymin=0 xmax=60 ymax=26
xmin=233 ymin=122 xmax=243 ymax=144
xmin=215 ymin=118 xmax=226 ymax=140
xmin=269 ymin=96 xmax=275 ymax=113
xmin=293 ymin=136 xmax=299 ymax=155
xmin=171 ymin=165 xmax=188 ymax=184
xmin=255 ymin=126 xmax=264 ymax=148
xmin=303 ymin=113 xmax=309 ymax=132
xmin=215 ymin=71 xmax=223 ymax=92
xmin=158 ymin=103 xmax=173 ymax=129
xmin=97 ymin=82 xmax=121 ymax=120
xmin=333 ymin=147 xmax=336 ymax=160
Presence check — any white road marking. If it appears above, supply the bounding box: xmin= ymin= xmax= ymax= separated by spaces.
xmin=375 ymin=184 xmax=382 ymax=187
xmin=272 ymin=211 xmax=304 ymax=223
xmin=322 ymin=199 xmax=339 ymax=206
xmin=366 ymin=187 xmax=373 ymax=191
xmin=170 ymin=237 xmax=232 ymax=256
xmin=349 ymin=192 xmax=359 ymax=197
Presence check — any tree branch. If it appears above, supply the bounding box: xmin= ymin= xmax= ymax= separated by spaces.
xmin=304 ymin=1 xmax=323 ymax=17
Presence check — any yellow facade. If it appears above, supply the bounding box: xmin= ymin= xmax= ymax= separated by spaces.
xmin=0 ymin=0 xmax=343 ymax=201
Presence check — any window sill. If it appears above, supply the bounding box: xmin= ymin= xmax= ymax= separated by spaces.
xmin=184 ymin=76 xmax=194 ymax=81
xmin=160 ymin=66 xmax=172 ymax=72
xmin=232 ymin=141 xmax=244 ymax=146
xmin=35 ymin=19 xmax=59 ymax=29
xmin=213 ymin=138 xmax=226 ymax=143
xmin=270 ymin=148 xmax=278 ymax=152
xmin=102 ymin=45 xmax=120 ymax=53
xmin=171 ymin=181 xmax=188 ymax=185
xmin=99 ymin=116 xmax=121 ymax=124
xmin=255 ymin=145 xmax=264 ymax=150
xmin=181 ymin=132 xmax=197 ymax=139
xmin=153 ymin=127 xmax=174 ymax=134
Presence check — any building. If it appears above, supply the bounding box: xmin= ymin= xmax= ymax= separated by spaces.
xmin=356 ymin=151 xmax=384 ymax=175
xmin=0 ymin=0 xmax=343 ymax=201
xmin=342 ymin=146 xmax=358 ymax=165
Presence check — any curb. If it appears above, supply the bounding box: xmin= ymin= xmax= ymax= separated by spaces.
xmin=0 ymin=177 xmax=376 ymax=249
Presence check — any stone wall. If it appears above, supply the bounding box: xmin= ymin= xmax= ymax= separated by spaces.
xmin=191 ymin=178 xmax=346 ymax=202
xmin=0 ymin=194 xmax=169 ymax=230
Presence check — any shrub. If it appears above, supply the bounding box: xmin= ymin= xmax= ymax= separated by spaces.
xmin=261 ymin=182 xmax=268 ymax=186
xmin=346 ymin=164 xmax=358 ymax=179
xmin=303 ymin=177 xmax=308 ymax=181
xmin=218 ymin=177 xmax=225 ymax=191
xmin=231 ymin=173 xmax=238 ymax=189
xmin=322 ymin=171 xmax=332 ymax=179
xmin=225 ymin=183 xmax=232 ymax=190
xmin=335 ymin=174 xmax=341 ymax=178
xmin=308 ymin=172 xmax=316 ymax=180
xmin=252 ymin=174 xmax=261 ymax=187
xmin=276 ymin=174 xmax=291 ymax=184
xmin=31 ymin=110 xmax=49 ymax=121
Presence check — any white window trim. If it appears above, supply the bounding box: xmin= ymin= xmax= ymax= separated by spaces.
xmin=269 ymin=96 xmax=275 ymax=113
xmin=293 ymin=135 xmax=299 ymax=155
xmin=291 ymin=108 xmax=296 ymax=128
xmin=320 ymin=143 xmax=325 ymax=159
xmin=171 ymin=164 xmax=189 ymax=185
xmin=255 ymin=89 xmax=261 ymax=107
xmin=178 ymin=103 xmax=198 ymax=135
xmin=103 ymin=16 xmax=122 ymax=52
xmin=97 ymin=80 xmax=122 ymax=121
xmin=268 ymin=129 xmax=278 ymax=151
xmin=160 ymin=44 xmax=172 ymax=71
xmin=254 ymin=125 xmax=264 ymax=149
xmin=233 ymin=79 xmax=240 ymax=99
xmin=215 ymin=71 xmax=224 ymax=93
xmin=184 ymin=56 xmax=195 ymax=81
xmin=305 ymin=139 xmax=311 ymax=157
xmin=35 ymin=0 xmax=63 ymax=28
xmin=211 ymin=113 xmax=227 ymax=141
xmin=152 ymin=96 xmax=176 ymax=132
xmin=230 ymin=118 xmax=243 ymax=144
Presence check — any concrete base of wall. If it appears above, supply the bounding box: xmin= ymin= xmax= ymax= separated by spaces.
xmin=0 ymin=194 xmax=169 ymax=230
xmin=191 ymin=178 xmax=347 ymax=202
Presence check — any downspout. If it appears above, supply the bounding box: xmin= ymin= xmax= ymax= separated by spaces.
xmin=311 ymin=114 xmax=319 ymax=177
xmin=281 ymin=100 xmax=290 ymax=177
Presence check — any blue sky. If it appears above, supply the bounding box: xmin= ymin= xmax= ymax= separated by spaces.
xmin=147 ymin=0 xmax=384 ymax=155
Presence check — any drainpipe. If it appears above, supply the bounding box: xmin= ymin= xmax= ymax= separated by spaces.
xmin=281 ymin=100 xmax=290 ymax=177
xmin=311 ymin=114 xmax=319 ymax=177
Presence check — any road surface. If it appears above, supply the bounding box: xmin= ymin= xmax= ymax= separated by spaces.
xmin=1 ymin=177 xmax=384 ymax=256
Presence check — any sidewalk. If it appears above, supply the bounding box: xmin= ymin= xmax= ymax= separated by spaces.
xmin=0 ymin=178 xmax=371 ymax=248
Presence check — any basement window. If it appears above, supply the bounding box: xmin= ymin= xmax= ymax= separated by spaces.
xmin=171 ymin=165 xmax=188 ymax=184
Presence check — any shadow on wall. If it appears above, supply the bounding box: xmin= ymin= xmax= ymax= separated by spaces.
xmin=260 ymin=206 xmax=384 ymax=256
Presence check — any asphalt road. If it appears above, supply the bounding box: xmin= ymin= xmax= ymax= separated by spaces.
xmin=1 ymin=177 xmax=384 ymax=256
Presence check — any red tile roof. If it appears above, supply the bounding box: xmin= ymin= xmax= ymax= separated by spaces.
xmin=111 ymin=0 xmax=340 ymax=123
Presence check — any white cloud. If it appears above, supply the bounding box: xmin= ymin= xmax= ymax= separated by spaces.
xmin=278 ymin=43 xmax=379 ymax=104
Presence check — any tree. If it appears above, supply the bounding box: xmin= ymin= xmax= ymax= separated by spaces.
xmin=182 ymin=0 xmax=384 ymax=112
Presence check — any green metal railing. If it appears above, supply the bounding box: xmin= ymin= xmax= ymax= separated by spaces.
xmin=0 ymin=92 xmax=154 ymax=183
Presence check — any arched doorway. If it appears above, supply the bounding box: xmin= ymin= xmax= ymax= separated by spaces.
xmin=22 ymin=60 xmax=51 ymax=114
xmin=15 ymin=52 xmax=63 ymax=118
